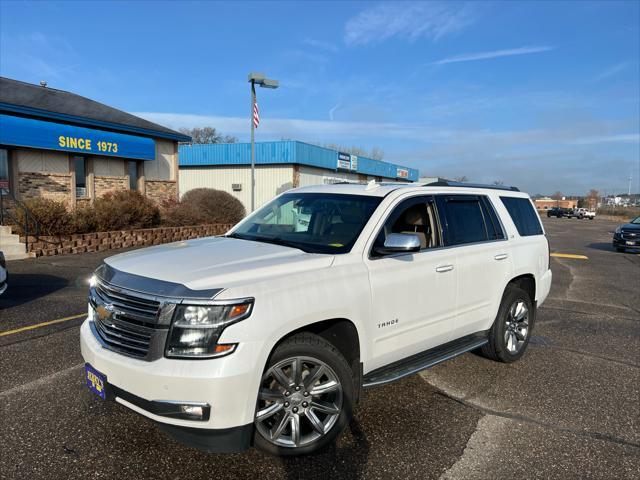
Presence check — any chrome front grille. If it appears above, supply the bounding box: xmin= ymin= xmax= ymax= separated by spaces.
xmin=90 ymin=279 xmax=166 ymax=360
xmin=621 ymin=229 xmax=639 ymax=241
xmin=93 ymin=313 xmax=153 ymax=357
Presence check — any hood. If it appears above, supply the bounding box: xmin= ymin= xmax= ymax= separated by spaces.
xmin=104 ymin=237 xmax=334 ymax=293
xmin=621 ymin=222 xmax=640 ymax=230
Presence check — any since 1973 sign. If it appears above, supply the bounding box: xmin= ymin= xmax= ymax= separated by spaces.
xmin=0 ymin=114 xmax=156 ymax=161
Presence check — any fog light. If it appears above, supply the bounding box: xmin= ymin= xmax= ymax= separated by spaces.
xmin=180 ymin=405 xmax=204 ymax=419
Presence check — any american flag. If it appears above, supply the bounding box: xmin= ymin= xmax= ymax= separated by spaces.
xmin=253 ymin=98 xmax=260 ymax=129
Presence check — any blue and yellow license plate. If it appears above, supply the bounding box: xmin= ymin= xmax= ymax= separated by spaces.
xmin=85 ymin=364 xmax=107 ymax=400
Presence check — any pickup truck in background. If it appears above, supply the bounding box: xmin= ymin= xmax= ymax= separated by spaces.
xmin=565 ymin=208 xmax=596 ymax=220
xmin=576 ymin=208 xmax=596 ymax=220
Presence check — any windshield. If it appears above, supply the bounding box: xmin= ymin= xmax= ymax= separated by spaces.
xmin=230 ymin=192 xmax=383 ymax=254
xmin=631 ymin=216 xmax=640 ymax=224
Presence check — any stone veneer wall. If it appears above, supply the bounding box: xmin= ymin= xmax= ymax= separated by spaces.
xmin=94 ymin=175 xmax=128 ymax=198
xmin=145 ymin=180 xmax=178 ymax=205
xmin=18 ymin=172 xmax=72 ymax=205
xmin=22 ymin=224 xmax=233 ymax=257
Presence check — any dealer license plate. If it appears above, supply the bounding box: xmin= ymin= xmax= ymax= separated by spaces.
xmin=85 ymin=364 xmax=107 ymax=400
xmin=626 ymin=241 xmax=636 ymax=246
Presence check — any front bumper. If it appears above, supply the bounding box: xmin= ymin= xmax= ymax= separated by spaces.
xmin=80 ymin=319 xmax=263 ymax=451
xmin=613 ymin=237 xmax=640 ymax=250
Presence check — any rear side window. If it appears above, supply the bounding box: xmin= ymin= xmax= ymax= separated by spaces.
xmin=500 ymin=197 xmax=543 ymax=236
xmin=438 ymin=195 xmax=489 ymax=246
xmin=480 ymin=197 xmax=506 ymax=240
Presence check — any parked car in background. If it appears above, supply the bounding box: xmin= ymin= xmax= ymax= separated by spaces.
xmin=547 ymin=207 xmax=569 ymax=218
xmin=613 ymin=216 xmax=640 ymax=252
xmin=80 ymin=181 xmax=552 ymax=456
xmin=0 ymin=251 xmax=7 ymax=295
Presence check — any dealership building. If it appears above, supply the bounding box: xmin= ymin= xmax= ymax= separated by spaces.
xmin=179 ymin=141 xmax=419 ymax=211
xmin=0 ymin=77 xmax=190 ymax=208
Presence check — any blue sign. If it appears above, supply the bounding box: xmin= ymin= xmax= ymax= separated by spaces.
xmin=0 ymin=114 xmax=156 ymax=160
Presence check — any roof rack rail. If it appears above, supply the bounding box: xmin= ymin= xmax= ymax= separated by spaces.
xmin=424 ymin=181 xmax=520 ymax=192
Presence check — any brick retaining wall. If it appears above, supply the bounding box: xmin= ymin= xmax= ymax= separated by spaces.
xmin=21 ymin=224 xmax=233 ymax=257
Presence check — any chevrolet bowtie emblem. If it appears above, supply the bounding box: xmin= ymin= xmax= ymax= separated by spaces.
xmin=96 ymin=304 xmax=114 ymax=321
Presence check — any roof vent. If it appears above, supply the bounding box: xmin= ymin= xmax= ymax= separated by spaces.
xmin=40 ymin=80 xmax=47 ymax=87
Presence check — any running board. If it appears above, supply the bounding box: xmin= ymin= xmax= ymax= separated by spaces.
xmin=362 ymin=332 xmax=489 ymax=388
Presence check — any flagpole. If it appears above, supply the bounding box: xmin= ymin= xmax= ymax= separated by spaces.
xmin=250 ymin=80 xmax=256 ymax=213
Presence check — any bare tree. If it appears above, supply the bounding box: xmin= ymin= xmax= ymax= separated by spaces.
xmin=369 ymin=146 xmax=385 ymax=161
xmin=179 ymin=127 xmax=237 ymax=144
xmin=551 ymin=191 xmax=564 ymax=207
xmin=323 ymin=144 xmax=384 ymax=160
xmin=586 ymin=189 xmax=599 ymax=210
xmin=453 ymin=176 xmax=469 ymax=182
xmin=492 ymin=180 xmax=504 ymax=186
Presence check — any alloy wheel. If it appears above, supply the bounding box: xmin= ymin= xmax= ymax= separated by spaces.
xmin=255 ymin=356 xmax=343 ymax=448
xmin=504 ymin=300 xmax=529 ymax=354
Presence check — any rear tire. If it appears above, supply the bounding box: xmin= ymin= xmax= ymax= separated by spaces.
xmin=253 ymin=332 xmax=355 ymax=456
xmin=480 ymin=285 xmax=534 ymax=363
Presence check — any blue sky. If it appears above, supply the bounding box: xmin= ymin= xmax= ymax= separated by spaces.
xmin=1 ymin=0 xmax=638 ymax=195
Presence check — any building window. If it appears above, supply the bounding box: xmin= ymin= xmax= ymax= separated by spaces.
xmin=74 ymin=156 xmax=87 ymax=197
xmin=0 ymin=149 xmax=9 ymax=192
xmin=128 ymin=161 xmax=138 ymax=190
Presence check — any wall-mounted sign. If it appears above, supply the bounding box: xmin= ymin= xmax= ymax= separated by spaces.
xmin=337 ymin=152 xmax=351 ymax=170
xmin=397 ymin=168 xmax=409 ymax=179
xmin=350 ymin=154 xmax=358 ymax=171
xmin=0 ymin=114 xmax=156 ymax=160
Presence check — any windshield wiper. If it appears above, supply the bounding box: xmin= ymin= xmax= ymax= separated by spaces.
xmin=225 ymin=232 xmax=246 ymax=240
xmin=253 ymin=236 xmax=310 ymax=252
xmin=227 ymin=233 xmax=309 ymax=252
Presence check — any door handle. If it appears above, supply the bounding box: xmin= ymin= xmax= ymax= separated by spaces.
xmin=436 ymin=265 xmax=454 ymax=273
xmin=494 ymin=253 xmax=508 ymax=261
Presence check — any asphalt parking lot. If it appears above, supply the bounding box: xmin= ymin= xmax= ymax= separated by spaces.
xmin=0 ymin=217 xmax=638 ymax=479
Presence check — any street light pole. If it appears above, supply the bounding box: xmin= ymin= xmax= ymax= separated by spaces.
xmin=250 ymin=80 xmax=256 ymax=212
xmin=248 ymin=72 xmax=278 ymax=212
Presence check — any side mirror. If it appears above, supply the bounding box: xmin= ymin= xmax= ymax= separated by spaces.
xmin=375 ymin=233 xmax=421 ymax=255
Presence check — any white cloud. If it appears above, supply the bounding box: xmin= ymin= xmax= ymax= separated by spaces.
xmin=344 ymin=2 xmax=475 ymax=46
xmin=432 ymin=45 xmax=555 ymax=65
xmin=595 ymin=62 xmax=630 ymax=82
xmin=303 ymin=38 xmax=338 ymax=52
xmin=328 ymin=103 xmax=341 ymax=121
xmin=135 ymin=112 xmax=429 ymax=140
xmin=570 ymin=134 xmax=640 ymax=145
xmin=136 ymin=112 xmax=639 ymax=148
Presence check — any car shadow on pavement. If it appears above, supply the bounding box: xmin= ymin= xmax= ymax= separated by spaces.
xmin=0 ymin=273 xmax=69 ymax=309
xmin=586 ymin=242 xmax=616 ymax=252
xmin=280 ymin=419 xmax=370 ymax=480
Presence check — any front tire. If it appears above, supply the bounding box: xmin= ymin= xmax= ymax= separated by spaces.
xmin=253 ymin=332 xmax=355 ymax=456
xmin=480 ymin=285 xmax=534 ymax=363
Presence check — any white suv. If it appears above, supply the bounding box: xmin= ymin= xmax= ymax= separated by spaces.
xmin=80 ymin=181 xmax=552 ymax=456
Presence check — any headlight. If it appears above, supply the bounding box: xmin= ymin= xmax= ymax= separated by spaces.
xmin=615 ymin=227 xmax=622 ymax=234
xmin=165 ymin=299 xmax=253 ymax=358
